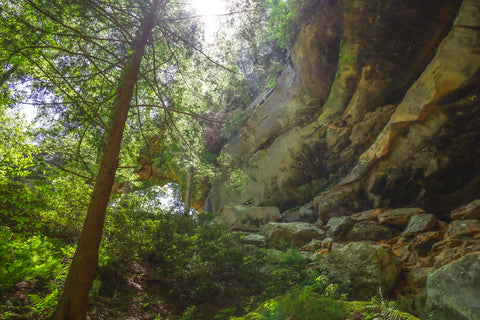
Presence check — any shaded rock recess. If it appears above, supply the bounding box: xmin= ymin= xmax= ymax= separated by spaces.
xmin=211 ymin=1 xmax=480 ymax=318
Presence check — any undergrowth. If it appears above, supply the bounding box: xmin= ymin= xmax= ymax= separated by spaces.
xmin=0 ymin=227 xmax=74 ymax=317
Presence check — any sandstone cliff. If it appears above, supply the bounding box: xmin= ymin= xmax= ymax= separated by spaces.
xmin=209 ymin=0 xmax=480 ymax=222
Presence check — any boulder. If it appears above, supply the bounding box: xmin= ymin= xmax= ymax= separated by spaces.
xmin=345 ymin=221 xmax=397 ymax=242
xmin=242 ymin=233 xmax=267 ymax=246
xmin=325 ymin=216 xmax=353 ymax=240
xmin=447 ymin=219 xmax=480 ymax=238
xmin=296 ymin=202 xmax=318 ymax=222
xmin=401 ymin=214 xmax=438 ymax=238
xmin=410 ymin=231 xmax=442 ymax=256
xmin=350 ymin=208 xmax=386 ymax=222
xmin=262 ymin=222 xmax=326 ymax=248
xmin=378 ymin=208 xmax=425 ymax=229
xmin=324 ymin=242 xmax=401 ymax=300
xmin=300 ymin=239 xmax=323 ymax=252
xmin=427 ymin=252 xmax=480 ymax=320
xmin=219 ymin=205 xmax=281 ymax=231
xmin=410 ymin=266 xmax=433 ymax=288
xmin=451 ymin=199 xmax=480 ymax=220
xmin=282 ymin=202 xmax=317 ymax=223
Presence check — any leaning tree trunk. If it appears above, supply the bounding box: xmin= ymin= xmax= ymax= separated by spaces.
xmin=51 ymin=1 xmax=161 ymax=319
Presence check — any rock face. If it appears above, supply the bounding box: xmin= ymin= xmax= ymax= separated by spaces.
xmin=345 ymin=221 xmax=396 ymax=242
xmin=209 ymin=0 xmax=480 ymax=224
xmin=451 ymin=199 xmax=480 ymax=220
xmin=210 ymin=1 xmax=480 ymax=315
xmin=427 ymin=252 xmax=480 ymax=320
xmin=401 ymin=214 xmax=438 ymax=238
xmin=219 ymin=205 xmax=281 ymax=231
xmin=262 ymin=222 xmax=325 ymax=247
xmin=447 ymin=219 xmax=480 ymax=237
xmin=324 ymin=242 xmax=401 ymax=300
xmin=377 ymin=208 xmax=425 ymax=229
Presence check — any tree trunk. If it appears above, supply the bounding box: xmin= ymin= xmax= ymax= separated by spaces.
xmin=51 ymin=1 xmax=161 ymax=319
xmin=184 ymin=165 xmax=194 ymax=215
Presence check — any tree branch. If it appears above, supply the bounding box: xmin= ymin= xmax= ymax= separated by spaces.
xmin=48 ymin=161 xmax=95 ymax=182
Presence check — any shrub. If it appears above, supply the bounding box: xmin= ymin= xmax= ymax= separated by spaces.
xmin=0 ymin=227 xmax=73 ymax=290
xmin=233 ymin=277 xmax=346 ymax=320
xmin=0 ymin=227 xmax=74 ymax=317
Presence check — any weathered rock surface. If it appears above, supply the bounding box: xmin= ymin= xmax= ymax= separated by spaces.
xmin=262 ymin=222 xmax=325 ymax=248
xmin=451 ymin=199 xmax=480 ymax=220
xmin=281 ymin=202 xmax=317 ymax=223
xmin=324 ymin=242 xmax=401 ymax=300
xmin=350 ymin=208 xmax=386 ymax=222
xmin=345 ymin=221 xmax=397 ymax=242
xmin=300 ymin=239 xmax=323 ymax=252
xmin=237 ymin=202 xmax=480 ymax=315
xmin=378 ymin=208 xmax=425 ymax=229
xmin=447 ymin=219 xmax=480 ymax=237
xmin=325 ymin=216 xmax=353 ymax=240
xmin=401 ymin=213 xmax=438 ymax=238
xmin=312 ymin=0 xmax=480 ymax=221
xmin=219 ymin=206 xmax=281 ymax=231
xmin=427 ymin=252 xmax=480 ymax=320
xmin=242 ymin=233 xmax=267 ymax=246
xmin=410 ymin=231 xmax=443 ymax=256
xmin=209 ymin=0 xmax=480 ymax=221
xmin=209 ymin=0 xmax=480 ymax=315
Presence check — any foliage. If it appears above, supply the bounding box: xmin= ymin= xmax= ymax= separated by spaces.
xmin=0 ymin=107 xmax=37 ymax=180
xmin=101 ymin=192 xmax=332 ymax=319
xmin=233 ymin=277 xmax=421 ymax=320
xmin=258 ymin=248 xmax=316 ymax=300
xmin=360 ymin=294 xmax=413 ymax=320
xmin=0 ymin=227 xmax=73 ymax=290
xmin=268 ymin=0 xmax=317 ymax=50
xmin=0 ymin=169 xmax=90 ymax=238
xmin=233 ymin=276 xmax=346 ymax=320
xmin=0 ymin=227 xmax=74 ymax=317
xmin=29 ymin=288 xmax=60 ymax=316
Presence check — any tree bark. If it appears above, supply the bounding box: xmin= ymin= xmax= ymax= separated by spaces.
xmin=51 ymin=1 xmax=161 ymax=319
xmin=184 ymin=165 xmax=194 ymax=215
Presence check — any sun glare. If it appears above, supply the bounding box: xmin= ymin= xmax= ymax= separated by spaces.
xmin=189 ymin=0 xmax=228 ymax=41
xmin=190 ymin=0 xmax=227 ymax=16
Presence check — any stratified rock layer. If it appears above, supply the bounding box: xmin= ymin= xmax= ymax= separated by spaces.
xmin=209 ymin=0 xmax=480 ymax=220
xmin=211 ymin=2 xmax=480 ymax=314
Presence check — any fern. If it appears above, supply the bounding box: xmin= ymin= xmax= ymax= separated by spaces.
xmin=362 ymin=294 xmax=407 ymax=320
xmin=29 ymin=288 xmax=60 ymax=316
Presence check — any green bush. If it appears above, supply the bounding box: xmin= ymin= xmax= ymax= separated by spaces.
xmin=0 ymin=171 xmax=89 ymax=239
xmin=233 ymin=278 xmax=346 ymax=320
xmin=258 ymin=248 xmax=319 ymax=300
xmin=268 ymin=0 xmax=317 ymax=50
xmin=0 ymin=227 xmax=73 ymax=290
xmin=166 ymin=216 xmax=262 ymax=317
xmin=0 ymin=227 xmax=74 ymax=317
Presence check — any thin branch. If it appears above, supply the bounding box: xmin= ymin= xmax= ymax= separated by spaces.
xmin=48 ymin=161 xmax=95 ymax=182
xmin=13 ymin=44 xmax=118 ymax=65
xmin=75 ymin=121 xmax=97 ymax=177
xmin=159 ymin=10 xmax=250 ymax=23
xmin=36 ymin=49 xmax=110 ymax=131
xmin=25 ymin=0 xmax=124 ymax=59
xmin=161 ymin=26 xmax=239 ymax=74
xmin=134 ymin=84 xmax=153 ymax=178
